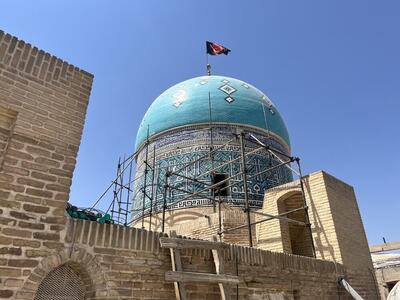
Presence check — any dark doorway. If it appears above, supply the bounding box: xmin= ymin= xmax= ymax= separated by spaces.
xmin=212 ymin=173 xmax=229 ymax=196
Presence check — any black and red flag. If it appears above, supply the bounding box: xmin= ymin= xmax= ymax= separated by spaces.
xmin=206 ymin=41 xmax=231 ymax=55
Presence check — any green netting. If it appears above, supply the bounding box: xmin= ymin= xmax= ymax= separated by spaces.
xmin=66 ymin=203 xmax=114 ymax=224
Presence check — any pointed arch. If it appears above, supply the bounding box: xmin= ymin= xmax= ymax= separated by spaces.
xmin=277 ymin=190 xmax=314 ymax=257
xmin=16 ymin=247 xmax=109 ymax=300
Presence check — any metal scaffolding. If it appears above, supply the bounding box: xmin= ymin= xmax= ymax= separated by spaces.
xmin=90 ymin=130 xmax=316 ymax=256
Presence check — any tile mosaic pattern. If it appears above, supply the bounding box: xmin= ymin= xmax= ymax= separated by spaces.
xmin=132 ymin=126 xmax=292 ymax=219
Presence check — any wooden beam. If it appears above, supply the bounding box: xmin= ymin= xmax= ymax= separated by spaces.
xmin=165 ymin=271 xmax=240 ymax=284
xmin=169 ymin=231 xmax=187 ymax=300
xmin=370 ymin=241 xmax=400 ymax=253
xmin=212 ymin=236 xmax=231 ymax=300
xmin=160 ymin=237 xmax=228 ymax=250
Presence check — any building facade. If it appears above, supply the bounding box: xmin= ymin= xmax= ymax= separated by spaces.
xmin=0 ymin=30 xmax=380 ymax=299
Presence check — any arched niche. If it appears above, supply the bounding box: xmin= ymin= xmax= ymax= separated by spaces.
xmin=34 ymin=262 xmax=87 ymax=300
xmin=17 ymin=248 xmax=108 ymax=300
xmin=277 ymin=191 xmax=313 ymax=257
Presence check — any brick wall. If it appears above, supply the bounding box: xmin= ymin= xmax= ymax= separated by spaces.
xmin=172 ymin=208 xmax=257 ymax=246
xmin=0 ymin=30 xmax=93 ymax=299
xmin=0 ymin=107 xmax=17 ymax=170
xmin=257 ymin=171 xmax=379 ymax=299
xmin=18 ymin=217 xmax=353 ymax=299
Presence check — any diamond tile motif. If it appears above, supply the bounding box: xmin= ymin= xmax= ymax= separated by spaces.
xmin=219 ymin=84 xmax=237 ymax=95
xmin=172 ymin=89 xmax=187 ymax=108
xmin=221 ymin=79 xmax=230 ymax=84
xmin=225 ymin=96 xmax=235 ymax=103
xmin=199 ymin=80 xmax=208 ymax=85
xmin=242 ymin=83 xmax=249 ymax=89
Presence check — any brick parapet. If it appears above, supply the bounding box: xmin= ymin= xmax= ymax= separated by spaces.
xmin=63 ymin=218 xmax=346 ymax=274
xmin=16 ymin=218 xmax=352 ymax=299
xmin=0 ymin=30 xmax=93 ymax=150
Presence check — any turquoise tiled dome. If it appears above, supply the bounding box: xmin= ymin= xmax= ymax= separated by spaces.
xmin=135 ymin=75 xmax=290 ymax=150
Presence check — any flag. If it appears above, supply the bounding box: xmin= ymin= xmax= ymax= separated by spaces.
xmin=206 ymin=41 xmax=231 ymax=55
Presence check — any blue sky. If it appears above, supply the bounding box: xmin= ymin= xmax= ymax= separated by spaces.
xmin=1 ymin=0 xmax=399 ymax=245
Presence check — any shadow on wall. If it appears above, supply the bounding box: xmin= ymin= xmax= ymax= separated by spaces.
xmin=303 ymin=177 xmax=336 ymax=262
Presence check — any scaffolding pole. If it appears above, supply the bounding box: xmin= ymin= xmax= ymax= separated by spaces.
xmin=149 ymin=144 xmax=156 ymax=231
xmin=140 ymin=156 xmax=291 ymax=223
xmin=141 ymin=130 xmax=150 ymax=229
xmin=218 ymin=191 xmax=222 ymax=241
xmin=239 ymin=132 xmax=253 ymax=247
xmin=167 ymin=185 xmax=217 ymax=203
xmin=295 ymin=158 xmax=317 ymax=258
xmin=215 ymin=159 xmax=293 ymax=196
xmin=118 ymin=154 xmax=125 ymax=224
xmin=111 ymin=157 xmax=120 ymax=220
xmin=173 ymin=137 xmax=235 ymax=175
xmin=199 ymin=146 xmax=264 ymax=178
xmin=165 ymin=170 xmax=242 ymax=208
xmin=161 ymin=169 xmax=170 ymax=233
xmin=222 ymin=206 xmax=307 ymax=234
xmin=90 ymin=154 xmax=136 ymax=211
xmin=169 ymin=172 xmax=211 ymax=186
xmin=251 ymin=209 xmax=306 ymax=226
xmin=165 ymin=158 xmax=292 ymax=210
xmin=93 ymin=128 xmax=317 ymax=256
xmin=246 ymin=133 xmax=293 ymax=160
xmin=208 ymin=91 xmax=217 ymax=213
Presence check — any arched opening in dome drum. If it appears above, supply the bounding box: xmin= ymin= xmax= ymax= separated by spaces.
xmin=212 ymin=173 xmax=229 ymax=197
xmin=277 ymin=192 xmax=314 ymax=257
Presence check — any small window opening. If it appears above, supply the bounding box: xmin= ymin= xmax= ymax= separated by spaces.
xmin=212 ymin=173 xmax=229 ymax=197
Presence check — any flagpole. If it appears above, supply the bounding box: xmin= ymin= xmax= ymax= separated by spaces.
xmin=206 ymin=42 xmax=211 ymax=76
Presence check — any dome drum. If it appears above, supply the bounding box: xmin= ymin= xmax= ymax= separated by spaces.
xmin=132 ymin=125 xmax=292 ymax=221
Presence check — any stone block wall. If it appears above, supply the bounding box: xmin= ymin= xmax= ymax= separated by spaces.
xmin=0 ymin=30 xmax=93 ymax=299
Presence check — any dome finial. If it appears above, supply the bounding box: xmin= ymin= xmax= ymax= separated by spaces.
xmin=206 ymin=64 xmax=211 ymax=76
